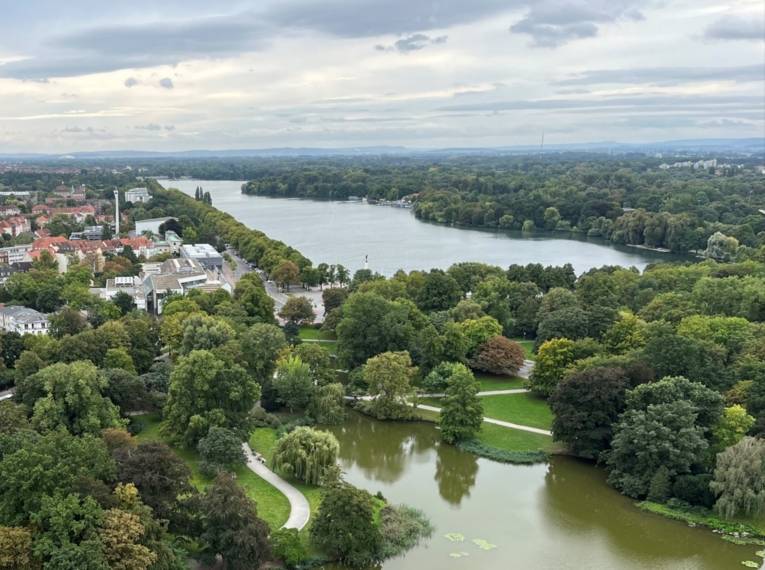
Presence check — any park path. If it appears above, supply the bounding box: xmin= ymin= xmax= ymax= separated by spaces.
xmin=242 ymin=443 xmax=310 ymax=530
xmin=419 ymin=388 xmax=529 ymax=398
xmin=0 ymin=388 xmax=14 ymax=401
xmin=415 ymin=403 xmax=552 ymax=437
xmin=518 ymin=359 xmax=534 ymax=379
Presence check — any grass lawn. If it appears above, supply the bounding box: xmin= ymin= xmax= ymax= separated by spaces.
xmin=477 ymin=392 xmax=553 ymax=430
xmin=134 ymin=414 xmax=291 ymax=530
xmin=475 ymin=373 xmax=526 ymax=391
xmin=298 ymin=326 xmax=336 ymax=341
xmin=510 ymin=338 xmax=536 ymax=360
xmin=419 ymin=392 xmax=552 ymax=431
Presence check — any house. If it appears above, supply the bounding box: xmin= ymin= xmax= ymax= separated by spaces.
xmin=90 ymin=276 xmax=147 ymax=311
xmin=180 ymin=243 xmax=223 ymax=270
xmin=143 ymin=257 xmax=229 ymax=314
xmin=0 ymin=262 xmax=32 ymax=285
xmin=125 ymin=187 xmax=151 ymax=203
xmin=0 ymin=244 xmax=32 ymax=264
xmin=0 ymin=206 xmax=21 ymax=217
xmin=0 ymin=216 xmax=31 ymax=237
xmin=0 ymin=305 xmax=49 ymax=335
xmin=134 ymin=216 xmax=175 ymax=236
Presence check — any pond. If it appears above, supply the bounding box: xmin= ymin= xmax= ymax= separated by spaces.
xmin=321 ymin=413 xmax=759 ymax=570
xmin=158 ymin=179 xmax=687 ymax=275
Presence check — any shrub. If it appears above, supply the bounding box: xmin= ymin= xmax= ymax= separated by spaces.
xmin=271 ymin=528 xmax=309 ymax=569
xmin=197 ymin=427 xmax=245 ymax=475
xmin=470 ymin=335 xmax=525 ymax=376
xmin=378 ymin=505 xmax=434 ymax=559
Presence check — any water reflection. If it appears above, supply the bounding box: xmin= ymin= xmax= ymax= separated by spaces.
xmin=434 ymin=440 xmax=478 ymax=506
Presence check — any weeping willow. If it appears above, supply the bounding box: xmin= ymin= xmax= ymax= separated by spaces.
xmin=272 ymin=427 xmax=340 ymax=485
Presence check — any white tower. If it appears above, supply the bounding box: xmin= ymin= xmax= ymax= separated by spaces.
xmin=113 ymin=190 xmax=120 ymax=236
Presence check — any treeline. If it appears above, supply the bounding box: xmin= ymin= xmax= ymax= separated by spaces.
xmin=144 ymin=181 xmax=311 ymax=272
xmin=235 ymin=156 xmax=765 ymax=253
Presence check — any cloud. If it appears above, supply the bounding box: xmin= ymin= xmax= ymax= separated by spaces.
xmin=509 ymin=1 xmax=646 ymax=47
xmin=558 ymin=64 xmax=765 ymax=86
xmin=375 ymin=33 xmax=448 ymax=53
xmin=704 ymin=16 xmax=765 ymax=41
xmin=265 ymin=0 xmax=511 ymax=37
xmin=0 ymin=11 xmax=270 ymax=79
xmin=124 ymin=77 xmax=139 ymax=88
xmin=159 ymin=77 xmax=174 ymax=89
xmin=134 ymin=123 xmax=175 ymax=131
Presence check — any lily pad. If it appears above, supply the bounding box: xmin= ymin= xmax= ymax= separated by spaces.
xmin=756 ymin=551 xmax=765 ymax=559
xmin=449 ymin=552 xmax=470 ymax=558
xmin=472 ymin=538 xmax=498 ymax=551
xmin=741 ymin=561 xmax=759 ymax=568
xmin=444 ymin=533 xmax=465 ymax=543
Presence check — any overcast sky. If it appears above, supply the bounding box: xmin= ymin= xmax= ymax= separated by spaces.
xmin=0 ymin=0 xmax=763 ymax=152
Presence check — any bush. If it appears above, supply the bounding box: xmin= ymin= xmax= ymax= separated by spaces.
xmin=672 ymin=474 xmax=715 ymax=508
xmin=456 ymin=439 xmax=548 ymax=464
xmin=271 ymin=528 xmax=309 ymax=569
xmin=197 ymin=427 xmax=246 ymax=474
xmin=378 ymin=505 xmax=433 ymax=559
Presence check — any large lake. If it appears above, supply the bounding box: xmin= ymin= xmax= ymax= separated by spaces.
xmin=159 ymin=179 xmax=685 ymax=275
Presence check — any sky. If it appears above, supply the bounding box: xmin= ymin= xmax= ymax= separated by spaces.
xmin=0 ymin=0 xmax=763 ymax=153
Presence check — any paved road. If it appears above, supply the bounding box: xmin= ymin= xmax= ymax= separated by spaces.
xmin=416 ymin=403 xmax=552 ymax=437
xmin=242 ymin=443 xmax=310 ymax=530
xmin=0 ymin=388 xmax=14 ymax=401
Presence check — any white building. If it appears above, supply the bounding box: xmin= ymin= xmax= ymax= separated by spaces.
xmin=0 ymin=305 xmax=48 ymax=335
xmin=0 ymin=244 xmax=32 ymax=265
xmin=125 ymin=187 xmax=151 ymax=204
xmin=180 ymin=243 xmax=223 ymax=270
xmin=135 ymin=216 xmax=175 ymax=236
xmin=90 ymin=276 xmax=147 ymax=311
xmin=143 ymin=257 xmax=228 ymax=314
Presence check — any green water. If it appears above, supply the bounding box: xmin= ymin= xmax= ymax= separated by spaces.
xmin=323 ymin=413 xmax=760 ymax=570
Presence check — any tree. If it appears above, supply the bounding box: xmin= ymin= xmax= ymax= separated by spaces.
xmin=0 ymin=526 xmax=36 ymax=570
xmin=239 ymin=323 xmax=287 ymax=381
xmin=199 ymin=473 xmax=271 ymax=569
xmin=456 ymin=316 xmax=503 ymax=356
xmin=114 ymin=442 xmax=192 ymax=524
xmin=179 ymin=313 xmax=234 ymax=354
xmin=271 ymin=528 xmax=308 ymax=569
xmin=274 ymin=356 xmax=314 ymax=412
xmin=103 ymin=348 xmax=136 ymax=374
xmin=711 ymin=437 xmax=765 ymax=519
xmin=197 ymin=427 xmax=246 ymax=474
xmin=529 ymin=338 xmax=577 ymax=398
xmin=606 ymin=400 xmax=708 ymax=498
xmin=271 ymin=260 xmax=300 ymax=290
xmin=550 ymin=367 xmax=629 ymax=459
xmin=112 ymin=292 xmax=136 ymax=316
xmin=0 ymin=400 xmax=29 ymax=435
xmin=309 ymin=383 xmax=346 ymax=424
xmin=278 ymin=296 xmax=315 ymax=325
xmin=438 ymin=364 xmax=483 ymax=443
xmin=712 ymin=405 xmax=755 ymax=453
xmin=48 ymin=307 xmax=88 ymax=338
xmin=233 ymin=279 xmax=275 ymax=323
xmin=415 ymin=269 xmax=462 ymax=312
xmin=322 ymin=287 xmax=347 ymax=313
xmin=99 ymin=508 xmax=157 ymax=570
xmin=163 ymin=350 xmax=260 ymax=446
xmin=293 ymin=342 xmax=333 ymax=385
xmin=0 ymin=430 xmax=114 ymax=525
xmin=704 ymin=231 xmax=739 ymax=262
xmin=272 ymin=427 xmax=340 ymax=485
xmin=26 ymin=361 xmax=123 ymax=436
xmin=469 ymin=336 xmax=525 ymax=376
xmin=310 ymin=484 xmax=381 ymax=567
xmin=31 ymin=493 xmax=107 ymax=569
xmin=363 ymin=351 xmax=416 ymax=420
xmin=602 ymin=311 xmax=647 ymax=354
xmin=101 ymin=368 xmax=148 ymax=415
xmin=536 ymin=306 xmax=589 ymax=344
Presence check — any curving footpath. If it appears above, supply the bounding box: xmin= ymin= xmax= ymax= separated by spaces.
xmin=242 ymin=443 xmax=310 ymax=530
xmin=415 ymin=403 xmax=552 ymax=437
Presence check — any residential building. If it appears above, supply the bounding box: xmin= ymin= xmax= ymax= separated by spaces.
xmin=0 ymin=206 xmax=21 ymax=217
xmin=0 ymin=216 xmax=31 ymax=237
xmin=0 ymin=305 xmax=49 ymax=335
xmin=135 ymin=216 xmax=175 ymax=236
xmin=180 ymin=243 xmax=223 ymax=270
xmin=48 ymin=205 xmax=96 ymax=223
xmin=0 ymin=262 xmax=32 ymax=285
xmin=125 ymin=187 xmax=151 ymax=203
xmin=0 ymin=244 xmax=32 ymax=264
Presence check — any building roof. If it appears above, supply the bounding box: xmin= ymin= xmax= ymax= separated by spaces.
xmin=0 ymin=305 xmax=47 ymax=323
xmin=181 ymin=243 xmax=221 ymax=258
xmin=136 ymin=216 xmax=174 ymax=225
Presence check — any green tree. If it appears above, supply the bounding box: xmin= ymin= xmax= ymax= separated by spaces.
xmin=309 ymin=383 xmax=346 ymax=424
xmin=179 ymin=313 xmax=234 ymax=354
xmin=363 ymin=351 xmax=416 ymax=420
xmin=274 ymin=356 xmax=314 ymax=412
xmin=322 ymin=287 xmax=347 ymax=313
xmin=99 ymin=508 xmax=157 ymax=570
xmin=103 ymin=348 xmax=136 ymax=374
xmin=712 ymin=405 xmax=755 ymax=453
xmin=26 ymin=361 xmax=123 ymax=436
xmin=438 ymin=364 xmax=483 ymax=443
xmin=456 ymin=316 xmax=503 ymax=356
xmin=199 ymin=473 xmax=271 ymax=569
xmin=550 ymin=367 xmax=629 ymax=459
xmin=711 ymin=437 xmax=765 ymax=519
xmin=233 ymin=279 xmax=275 ymax=323
xmin=529 ymin=338 xmax=577 ymax=398
xmin=163 ymin=350 xmax=260 ymax=446
xmin=271 ymin=260 xmax=300 ymax=290
xmin=272 ymin=427 xmax=340 ymax=485
xmin=278 ymin=296 xmax=315 ymax=325
xmin=112 ymin=292 xmax=136 ymax=316
xmin=271 ymin=528 xmax=308 ymax=569
xmin=197 ymin=427 xmax=246 ymax=474
xmin=602 ymin=310 xmax=647 ymax=354
xmin=48 ymin=307 xmax=88 ymax=338
xmin=606 ymin=400 xmax=708 ymax=498
xmin=415 ymin=269 xmax=462 ymax=312
xmin=293 ymin=342 xmax=333 ymax=385
xmin=469 ymin=336 xmax=525 ymax=376
xmin=310 ymin=484 xmax=381 ymax=567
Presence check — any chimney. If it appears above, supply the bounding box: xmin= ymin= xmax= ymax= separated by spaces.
xmin=113 ymin=190 xmax=120 ymax=236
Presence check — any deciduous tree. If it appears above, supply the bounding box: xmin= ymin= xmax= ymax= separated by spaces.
xmin=438 ymin=364 xmax=483 ymax=444
xmin=272 ymin=427 xmax=340 ymax=485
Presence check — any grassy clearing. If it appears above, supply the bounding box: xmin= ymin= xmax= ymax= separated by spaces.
xmin=511 ymin=338 xmax=536 ymax=360
xmin=298 ymin=327 xmax=336 ymax=341
xmin=134 ymin=414 xmax=291 ymax=530
xmin=412 ymin=404 xmax=555 ymax=454
xmin=475 ymin=373 xmax=526 ymax=391
xmin=477 ymin=392 xmax=553 ymax=430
